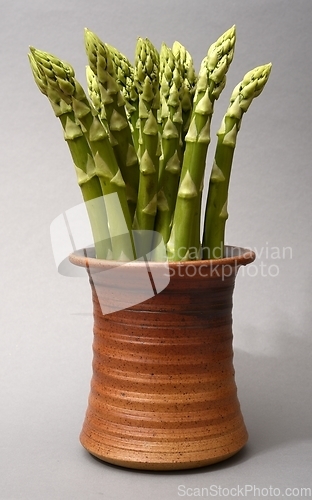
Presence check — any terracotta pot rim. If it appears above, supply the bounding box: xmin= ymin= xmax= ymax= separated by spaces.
xmin=69 ymin=245 xmax=256 ymax=270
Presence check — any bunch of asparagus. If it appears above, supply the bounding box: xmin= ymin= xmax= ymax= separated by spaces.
xmin=29 ymin=27 xmax=271 ymax=262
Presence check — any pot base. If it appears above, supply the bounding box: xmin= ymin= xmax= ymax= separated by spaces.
xmin=80 ymin=429 xmax=248 ymax=470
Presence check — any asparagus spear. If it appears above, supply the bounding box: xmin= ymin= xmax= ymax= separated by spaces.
xmin=167 ymin=26 xmax=236 ymax=261
xmin=106 ymin=42 xmax=134 ymax=94
xmin=203 ymin=63 xmax=272 ymax=259
xmin=103 ymin=42 xmax=141 ymax=160
xmin=30 ymin=47 xmax=136 ymax=261
xmin=28 ymin=50 xmax=111 ymax=259
xmin=84 ymin=29 xmax=140 ymax=221
xmin=86 ymin=65 xmax=109 ymax=129
xmin=115 ymin=63 xmax=141 ymax=155
xmin=154 ymin=43 xmax=183 ymax=248
xmin=133 ymin=38 xmax=160 ymax=234
xmin=123 ymin=71 xmax=141 ymax=156
xmin=172 ymin=41 xmax=197 ymax=149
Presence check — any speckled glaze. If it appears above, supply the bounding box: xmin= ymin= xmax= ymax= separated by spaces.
xmin=69 ymin=246 xmax=255 ymax=470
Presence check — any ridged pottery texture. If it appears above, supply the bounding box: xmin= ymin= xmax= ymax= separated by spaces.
xmin=70 ymin=246 xmax=255 ymax=470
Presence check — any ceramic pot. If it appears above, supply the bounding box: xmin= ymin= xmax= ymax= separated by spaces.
xmin=69 ymin=246 xmax=255 ymax=470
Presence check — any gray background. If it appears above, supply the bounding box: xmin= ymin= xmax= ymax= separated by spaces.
xmin=1 ymin=0 xmax=311 ymax=498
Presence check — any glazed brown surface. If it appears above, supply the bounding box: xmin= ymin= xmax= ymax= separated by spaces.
xmin=70 ymin=248 xmax=255 ymax=470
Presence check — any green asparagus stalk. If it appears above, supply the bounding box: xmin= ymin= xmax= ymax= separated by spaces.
xmin=172 ymin=41 xmax=197 ymax=149
xmin=84 ymin=29 xmax=140 ymax=221
xmin=105 ymin=43 xmax=141 ymax=160
xmin=28 ymin=50 xmax=111 ymax=259
xmin=86 ymin=65 xmax=109 ymax=129
xmin=117 ymin=65 xmax=140 ymax=154
xmin=106 ymin=42 xmax=134 ymax=95
xmin=167 ymin=26 xmax=236 ymax=261
xmin=30 ymin=47 xmax=136 ymax=261
xmin=123 ymin=72 xmax=140 ymax=155
xmin=202 ymin=63 xmax=272 ymax=259
xmin=133 ymin=38 xmax=161 ymax=234
xmin=153 ymin=43 xmax=183 ymax=249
